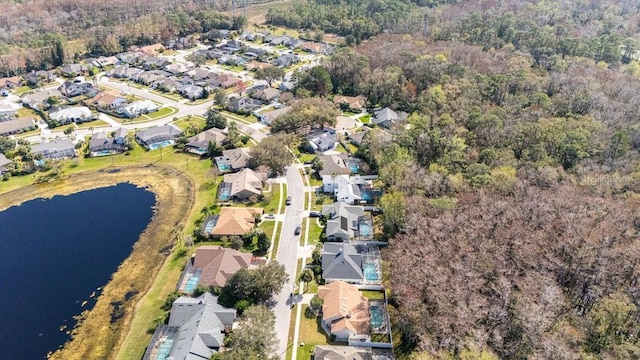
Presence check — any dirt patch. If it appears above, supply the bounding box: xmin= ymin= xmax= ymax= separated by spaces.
xmin=0 ymin=164 xmax=195 ymax=360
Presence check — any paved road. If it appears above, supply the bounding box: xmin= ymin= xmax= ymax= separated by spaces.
xmin=273 ymin=164 xmax=305 ymax=358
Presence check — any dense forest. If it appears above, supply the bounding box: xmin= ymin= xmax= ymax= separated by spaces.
xmin=267 ymin=0 xmax=640 ymax=358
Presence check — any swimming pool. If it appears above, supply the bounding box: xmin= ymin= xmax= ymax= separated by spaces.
xmin=149 ymin=140 xmax=173 ymax=150
xmin=363 ymin=262 xmax=380 ymax=281
xmin=349 ymin=162 xmax=359 ymax=173
xmin=218 ymin=163 xmax=231 ymax=171
xmin=204 ymin=219 xmax=217 ymax=233
xmin=359 ymin=222 xmax=373 ymax=237
xmin=370 ymin=305 xmax=384 ymax=330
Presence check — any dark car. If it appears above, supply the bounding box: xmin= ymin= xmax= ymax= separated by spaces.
xmin=309 ymin=211 xmax=321 ymax=218
xmin=286 ymin=196 xmax=292 ymax=205
xmin=294 ymin=225 xmax=301 ymax=235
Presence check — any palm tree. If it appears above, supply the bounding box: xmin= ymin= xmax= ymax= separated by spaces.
xmin=299 ymin=268 xmax=314 ymax=293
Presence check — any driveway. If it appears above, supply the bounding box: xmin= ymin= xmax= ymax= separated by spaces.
xmin=273 ymin=164 xmax=305 ymax=358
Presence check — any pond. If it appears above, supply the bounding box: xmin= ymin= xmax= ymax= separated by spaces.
xmin=0 ymin=183 xmax=155 ymax=359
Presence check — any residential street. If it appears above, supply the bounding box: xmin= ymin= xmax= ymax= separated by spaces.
xmin=273 ymin=164 xmax=305 ymax=358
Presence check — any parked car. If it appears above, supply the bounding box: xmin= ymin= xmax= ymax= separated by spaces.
xmin=309 ymin=211 xmax=321 ymax=218
xmin=265 ymin=214 xmax=275 ymax=219
xmin=294 ymin=225 xmax=301 ymax=235
xmin=286 ymin=196 xmax=292 ymax=205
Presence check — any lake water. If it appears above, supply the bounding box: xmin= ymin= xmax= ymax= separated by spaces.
xmin=0 ymin=183 xmax=155 ymax=359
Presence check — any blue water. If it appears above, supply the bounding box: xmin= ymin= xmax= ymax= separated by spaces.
xmin=0 ymin=184 xmax=155 ymax=359
xmin=359 ymin=223 xmax=372 ymax=237
xmin=363 ymin=263 xmax=379 ymax=281
xmin=204 ymin=218 xmax=217 ymax=233
xmin=361 ymin=188 xmax=373 ymax=202
xmin=349 ymin=163 xmax=359 ymax=173
xmin=218 ymin=163 xmax=231 ymax=171
xmin=149 ymin=140 xmax=173 ymax=150
xmin=370 ymin=305 xmax=384 ymax=329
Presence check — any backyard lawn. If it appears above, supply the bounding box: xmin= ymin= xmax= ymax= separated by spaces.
xmin=171 ymin=115 xmax=206 ymax=132
xmin=291 ymin=305 xmax=334 ymax=360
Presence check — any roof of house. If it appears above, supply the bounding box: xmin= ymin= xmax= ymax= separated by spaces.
xmin=122 ymin=100 xmax=159 ymax=116
xmin=318 ymin=154 xmax=352 ymax=177
xmin=0 ymin=117 xmax=35 ymax=135
xmin=318 ymin=281 xmax=369 ymax=335
xmin=308 ymin=129 xmax=337 ymax=151
xmin=322 ymin=202 xmax=365 ymax=239
xmin=136 ymin=124 xmax=182 ymax=144
xmin=211 ymin=207 xmax=263 ymax=237
xmin=246 ymin=60 xmax=273 ymax=71
xmin=0 ymin=153 xmax=12 ymax=168
xmin=50 ymin=106 xmax=93 ymax=121
xmin=372 ymin=108 xmax=408 ymax=126
xmin=322 ymin=243 xmax=365 ymax=282
xmin=223 ymin=168 xmax=265 ymax=198
xmin=333 ymin=95 xmax=367 ymax=111
xmin=251 ymin=87 xmax=281 ymax=102
xmin=139 ymin=43 xmax=165 ymax=55
xmin=146 ymin=292 xmax=235 ymax=360
xmin=0 ymin=76 xmax=22 ymax=87
xmin=31 ymin=138 xmax=75 ymax=159
xmin=221 ymin=147 xmax=251 ymax=169
xmin=256 ymin=106 xmax=293 ymax=123
xmin=88 ymin=90 xmax=125 ymax=108
xmin=88 ymin=131 xmax=127 ymax=153
xmin=314 ymin=345 xmax=372 ymax=360
xmin=192 ymin=246 xmax=254 ymax=287
xmin=187 ymin=128 xmax=227 ymax=150
xmin=22 ymin=89 xmax=64 ymax=105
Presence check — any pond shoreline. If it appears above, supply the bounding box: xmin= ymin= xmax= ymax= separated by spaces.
xmin=0 ymin=164 xmax=195 ymax=360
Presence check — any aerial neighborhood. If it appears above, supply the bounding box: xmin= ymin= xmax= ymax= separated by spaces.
xmin=0 ymin=24 xmax=400 ymax=360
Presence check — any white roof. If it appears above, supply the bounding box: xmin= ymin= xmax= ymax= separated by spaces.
xmin=50 ymin=106 xmax=92 ymax=120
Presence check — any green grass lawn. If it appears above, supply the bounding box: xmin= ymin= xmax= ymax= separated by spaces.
xmin=76 ymin=119 xmax=110 ymax=129
xmin=271 ymin=222 xmax=282 ymax=259
xmin=220 ymin=110 xmax=258 ymax=125
xmin=186 ymin=97 xmax=214 ymax=106
xmin=150 ymin=89 xmax=183 ymax=101
xmin=264 ymin=182 xmax=282 ymax=214
xmin=279 ymin=183 xmax=288 ymax=214
xmin=259 ymin=220 xmax=276 ymax=237
xmin=143 ymin=106 xmax=177 ymax=120
xmin=361 ymin=290 xmax=385 ymax=300
xmin=311 ymin=192 xmax=333 ymax=211
xmin=307 ymin=220 xmax=323 ymax=246
xmin=359 ymin=114 xmax=372 ymax=124
xmin=309 ymin=173 xmax=323 ymax=187
xmin=16 ymin=108 xmax=38 ymax=118
xmin=292 ymin=305 xmax=333 ymax=360
xmin=171 ymin=115 xmax=206 ymax=132
xmin=335 ymin=143 xmax=349 ymax=154
xmin=298 ymin=153 xmax=316 ymax=164
xmin=12 ymin=86 xmax=32 ymax=95
xmin=13 ymin=128 xmax=42 ymax=139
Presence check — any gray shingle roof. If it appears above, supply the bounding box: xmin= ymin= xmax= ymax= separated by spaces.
xmin=30 ymin=138 xmax=75 ymax=159
xmin=136 ymin=124 xmax=182 ymax=146
xmin=322 ymin=243 xmax=364 ymax=282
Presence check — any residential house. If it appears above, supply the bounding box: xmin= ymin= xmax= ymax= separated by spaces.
xmin=179 ymin=84 xmax=204 ymax=100
xmin=137 ymin=70 xmax=171 ymax=85
xmin=166 ymin=36 xmax=193 ymax=50
xmin=164 ymin=62 xmax=191 ymax=75
xmin=221 ymin=39 xmax=244 ymax=53
xmin=333 ymin=95 xmax=367 ymax=112
xmin=314 ymin=345 xmax=374 ymax=360
xmin=371 ymin=108 xmax=408 ymax=128
xmin=185 ymin=128 xmax=227 ymax=155
xmin=347 ymin=128 xmax=370 ymax=147
xmin=152 ymin=77 xmax=178 ymax=93
xmin=209 ymin=73 xmax=242 ymax=88
xmin=317 ymin=154 xmax=354 ymax=178
xmin=86 ymin=90 xmax=128 ymax=110
xmin=117 ymin=51 xmax=144 ymax=64
xmin=108 ymin=65 xmax=143 ymax=79
xmin=190 ymin=68 xmax=214 ymax=81
xmin=30 ymin=138 xmax=75 ymax=160
xmin=49 ymin=106 xmax=94 ymax=124
xmin=0 ymin=117 xmax=37 ymax=136
xmin=221 ymin=168 xmax=265 ymax=201
xmin=60 ymin=64 xmax=85 ymax=77
xmin=0 ymin=103 xmax=19 ymax=119
xmin=25 ymin=70 xmax=56 ymax=87
xmin=0 ymin=76 xmax=23 ymax=90
xmin=21 ymin=89 xmax=64 ymax=110
xmin=266 ymin=35 xmax=292 ymax=46
xmin=307 ymin=128 xmax=338 ymax=153
xmin=0 ymin=153 xmax=12 ymax=174
xmin=318 ymin=281 xmax=370 ymax=341
xmin=250 ymin=88 xmax=281 ymax=103
xmin=254 ymin=106 xmax=293 ymax=125
xmin=88 ymin=129 xmax=128 ymax=157
xmin=273 ymin=54 xmax=299 ymax=68
xmin=279 ymin=81 xmax=295 ymax=92
xmin=136 ymin=124 xmax=182 ymax=150
xmin=321 ymin=202 xmax=365 ymax=242
xmin=323 ymin=175 xmax=373 ymax=204
xmin=88 ymin=56 xmax=119 ymax=68
xmin=178 ymin=246 xmax=254 ymax=291
xmin=143 ymin=293 xmax=236 ymax=360
xmin=58 ymin=81 xmax=97 ymax=98
xmin=348 ymin=128 xmax=392 ymax=147
xmin=218 ymin=54 xmax=247 ymax=66
xmin=245 ymin=60 xmax=273 ymax=71
xmin=301 ymin=41 xmax=327 ymax=54
xmin=120 ymin=100 xmax=159 ymax=118
xmin=288 ymin=38 xmax=305 ymax=49
xmin=208 ymin=207 xmax=263 ymax=237
xmin=215 ymin=147 xmax=251 ymax=171
xmin=227 ymin=97 xmax=262 ymax=114
xmin=322 ymin=243 xmax=381 ymax=285
xmin=139 ymin=43 xmax=165 ymax=55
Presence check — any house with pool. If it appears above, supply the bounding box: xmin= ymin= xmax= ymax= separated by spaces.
xmin=321 ymin=243 xmax=382 ymax=285
xmin=185 ymin=128 xmax=227 ymax=156
xmin=322 ymin=202 xmax=374 ymax=242
xmin=318 ymin=281 xmax=370 ymax=342
xmin=323 ymin=175 xmax=376 ymax=205
xmin=143 ymin=292 xmax=235 ymax=360
xmin=218 ymin=168 xmax=266 ymax=202
xmin=214 ymin=147 xmax=251 ymax=172
xmin=135 ymin=124 xmax=182 ymax=150
xmin=88 ymin=128 xmax=128 ymax=157
xmin=176 ymin=245 xmax=254 ymax=293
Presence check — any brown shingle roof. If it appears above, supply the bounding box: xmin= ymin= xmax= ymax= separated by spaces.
xmin=318 ymin=281 xmax=369 ymax=336
xmin=193 ymin=246 xmax=254 ymax=287
xmin=223 ymin=168 xmax=264 ymax=198
xmin=333 ymin=95 xmax=366 ymax=111
xmin=211 ymin=207 xmax=263 ymax=237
